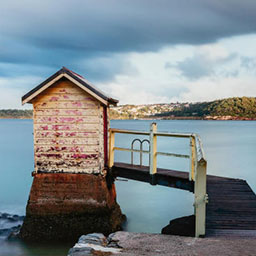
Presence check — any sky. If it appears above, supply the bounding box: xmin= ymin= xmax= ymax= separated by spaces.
xmin=1 ymin=0 xmax=256 ymax=108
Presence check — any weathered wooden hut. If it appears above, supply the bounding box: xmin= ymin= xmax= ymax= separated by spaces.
xmin=20 ymin=67 xmax=123 ymax=242
xmin=22 ymin=67 xmax=118 ymax=174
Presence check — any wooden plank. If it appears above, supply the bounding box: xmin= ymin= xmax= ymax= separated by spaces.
xmin=207 ymin=229 xmax=256 ymax=237
xmin=35 ymin=93 xmax=98 ymax=102
xmin=34 ymin=100 xmax=98 ymax=109
xmin=149 ymin=123 xmax=157 ymax=175
xmin=190 ymin=136 xmax=196 ymax=181
xmin=35 ymin=152 xmax=99 ymax=159
xmin=36 ymin=80 xmax=84 ymax=95
xmin=156 ymin=168 xmax=189 ymax=179
xmin=34 ymin=131 xmax=99 ymax=138
xmin=35 ymin=137 xmax=99 ymax=145
xmin=194 ymin=159 xmax=207 ymax=237
xmin=108 ymin=130 xmax=115 ymax=168
xmin=35 ymin=145 xmax=99 ymax=153
xmin=34 ymin=108 xmax=99 ymax=116
xmin=36 ymin=166 xmax=101 ymax=174
xmin=112 ymin=163 xmax=150 ymax=184
xmin=99 ymin=105 xmax=104 ymax=170
xmin=112 ymin=162 xmax=193 ymax=191
xmin=36 ymin=159 xmax=99 ymax=168
xmin=206 ymin=175 xmax=256 ymax=237
xmin=34 ymin=123 xmax=100 ymax=131
xmin=34 ymin=116 xmax=100 ymax=124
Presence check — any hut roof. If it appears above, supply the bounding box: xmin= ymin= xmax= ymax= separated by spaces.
xmin=22 ymin=67 xmax=118 ymax=106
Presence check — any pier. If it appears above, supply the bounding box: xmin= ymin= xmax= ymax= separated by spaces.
xmin=108 ymin=123 xmax=256 ymax=238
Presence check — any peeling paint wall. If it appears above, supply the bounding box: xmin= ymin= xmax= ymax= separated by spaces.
xmin=32 ymin=79 xmax=104 ymax=174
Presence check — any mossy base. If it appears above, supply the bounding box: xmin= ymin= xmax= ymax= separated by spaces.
xmin=20 ymin=173 xmax=123 ymax=242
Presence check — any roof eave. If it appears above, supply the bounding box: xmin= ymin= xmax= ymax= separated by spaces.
xmin=108 ymin=98 xmax=119 ymax=106
xmin=22 ymin=72 xmax=65 ymax=105
xmin=22 ymin=67 xmax=119 ymax=106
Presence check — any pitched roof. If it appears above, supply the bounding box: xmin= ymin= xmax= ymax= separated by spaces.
xmin=22 ymin=67 xmax=118 ymax=106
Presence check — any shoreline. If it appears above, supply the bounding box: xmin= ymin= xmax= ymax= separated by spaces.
xmin=1 ymin=116 xmax=256 ymax=121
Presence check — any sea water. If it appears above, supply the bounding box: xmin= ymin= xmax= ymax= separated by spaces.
xmin=0 ymin=119 xmax=255 ymax=256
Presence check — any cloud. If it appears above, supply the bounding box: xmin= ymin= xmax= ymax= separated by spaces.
xmin=0 ymin=0 xmax=256 ymax=67
xmin=0 ymin=76 xmax=40 ymax=109
xmin=96 ymin=37 xmax=256 ymax=104
xmin=100 ymin=80 xmax=171 ymax=105
xmin=77 ymin=54 xmax=139 ymax=82
xmin=240 ymin=56 xmax=256 ymax=72
xmin=174 ymin=76 xmax=256 ymax=103
xmin=169 ymin=45 xmax=237 ymax=80
xmin=0 ymin=0 xmax=256 ymax=107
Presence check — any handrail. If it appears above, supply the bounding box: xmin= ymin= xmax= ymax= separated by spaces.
xmin=110 ymin=128 xmax=194 ymax=138
xmin=131 ymin=139 xmax=150 ymax=166
xmin=108 ymin=123 xmax=207 ymax=238
xmin=109 ymin=128 xmax=149 ymax=136
xmin=131 ymin=139 xmax=143 ymax=166
xmin=109 ymin=125 xmax=196 ymax=178
xmin=109 ymin=127 xmax=205 ymax=181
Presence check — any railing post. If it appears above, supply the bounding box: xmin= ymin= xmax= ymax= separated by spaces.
xmin=189 ymin=136 xmax=196 ymax=181
xmin=149 ymin=123 xmax=157 ymax=185
xmin=194 ymin=158 xmax=207 ymax=237
xmin=108 ymin=130 xmax=115 ymax=168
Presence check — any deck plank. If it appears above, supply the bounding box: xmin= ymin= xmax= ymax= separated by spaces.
xmin=206 ymin=175 xmax=256 ymax=237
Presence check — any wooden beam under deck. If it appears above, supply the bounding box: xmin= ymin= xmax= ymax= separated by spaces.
xmin=112 ymin=162 xmax=193 ymax=192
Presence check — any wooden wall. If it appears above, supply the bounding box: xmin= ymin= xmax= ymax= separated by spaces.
xmin=32 ymin=79 xmax=104 ymax=174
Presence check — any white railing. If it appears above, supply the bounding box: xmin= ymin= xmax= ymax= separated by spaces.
xmin=108 ymin=123 xmax=208 ymax=237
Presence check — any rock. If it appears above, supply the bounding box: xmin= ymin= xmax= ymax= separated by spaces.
xmin=107 ymin=232 xmax=123 ymax=248
xmin=68 ymin=247 xmax=93 ymax=256
xmin=0 ymin=213 xmax=24 ymax=222
xmin=161 ymin=215 xmax=195 ymax=237
xmin=20 ymin=173 xmax=124 ymax=242
xmin=78 ymin=233 xmax=107 ymax=246
xmin=67 ymin=233 xmax=122 ymax=256
xmin=0 ymin=212 xmax=24 ymax=241
xmin=7 ymin=225 xmax=21 ymax=241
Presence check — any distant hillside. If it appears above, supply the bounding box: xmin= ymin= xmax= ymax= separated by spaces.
xmin=154 ymin=97 xmax=256 ymax=119
xmin=0 ymin=109 xmax=32 ymax=119
xmin=109 ymin=103 xmax=179 ymax=119
xmin=1 ymin=97 xmax=256 ymax=120
xmin=110 ymin=97 xmax=256 ymax=120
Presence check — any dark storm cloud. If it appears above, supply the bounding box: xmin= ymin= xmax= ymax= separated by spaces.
xmin=2 ymin=0 xmax=256 ymax=50
xmin=1 ymin=0 xmax=256 ymax=79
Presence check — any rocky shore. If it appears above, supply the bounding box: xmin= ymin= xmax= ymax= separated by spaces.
xmin=1 ymin=213 xmax=256 ymax=256
xmin=0 ymin=212 xmax=24 ymax=240
xmin=68 ymin=231 xmax=256 ymax=256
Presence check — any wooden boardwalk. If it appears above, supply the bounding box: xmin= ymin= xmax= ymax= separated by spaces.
xmin=206 ymin=176 xmax=256 ymax=237
xmin=112 ymin=162 xmax=256 ymax=237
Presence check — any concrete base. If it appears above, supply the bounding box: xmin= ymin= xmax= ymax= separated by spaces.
xmin=20 ymin=173 xmax=123 ymax=242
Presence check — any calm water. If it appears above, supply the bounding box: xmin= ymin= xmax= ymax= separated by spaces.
xmin=0 ymin=119 xmax=255 ymax=256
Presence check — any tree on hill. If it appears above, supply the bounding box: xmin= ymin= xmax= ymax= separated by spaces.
xmin=154 ymin=97 xmax=256 ymax=118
